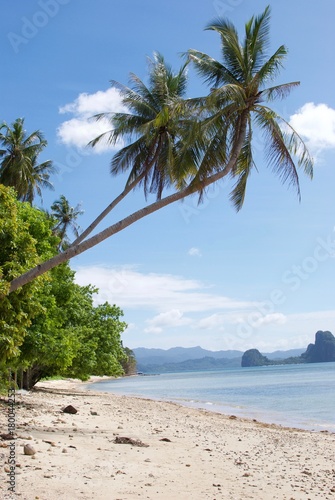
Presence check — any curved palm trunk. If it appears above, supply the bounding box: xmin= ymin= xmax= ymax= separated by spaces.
xmin=70 ymin=134 xmax=165 ymax=248
xmin=9 ymin=115 xmax=248 ymax=294
xmin=70 ymin=170 xmax=146 ymax=247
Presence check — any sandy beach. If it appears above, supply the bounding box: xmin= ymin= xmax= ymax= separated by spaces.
xmin=1 ymin=378 xmax=334 ymax=500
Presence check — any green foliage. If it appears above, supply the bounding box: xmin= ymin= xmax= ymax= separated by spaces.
xmin=13 ymin=265 xmax=83 ymax=384
xmin=67 ymin=302 xmax=127 ymax=380
xmin=16 ymin=276 xmax=128 ymax=387
xmin=121 ymin=347 xmax=137 ymax=375
xmin=0 ymin=187 xmax=128 ymax=387
xmin=0 ymin=185 xmax=55 ymax=360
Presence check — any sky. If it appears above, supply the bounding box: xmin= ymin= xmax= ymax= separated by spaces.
xmin=1 ymin=0 xmax=335 ymax=353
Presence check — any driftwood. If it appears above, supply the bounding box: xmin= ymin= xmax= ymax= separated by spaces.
xmin=114 ymin=436 xmax=149 ymax=447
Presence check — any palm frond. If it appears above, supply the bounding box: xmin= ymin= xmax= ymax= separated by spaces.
xmin=187 ymin=49 xmax=238 ymax=86
xmin=206 ymin=18 xmax=245 ymax=81
xmin=255 ymin=106 xmax=312 ymax=198
xmin=244 ymin=5 xmax=271 ymax=76
xmin=259 ymin=81 xmax=300 ymax=102
xmin=229 ymin=120 xmax=255 ymax=211
xmin=252 ymin=45 xmax=288 ymax=86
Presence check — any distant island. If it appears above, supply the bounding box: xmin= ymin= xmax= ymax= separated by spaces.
xmin=132 ymin=346 xmax=305 ymax=374
xmin=241 ymin=330 xmax=335 ymax=367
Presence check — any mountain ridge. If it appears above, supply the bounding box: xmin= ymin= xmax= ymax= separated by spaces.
xmin=133 ymin=346 xmax=305 ymax=373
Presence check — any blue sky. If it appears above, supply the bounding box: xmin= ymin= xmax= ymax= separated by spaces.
xmin=2 ymin=0 xmax=335 ymax=352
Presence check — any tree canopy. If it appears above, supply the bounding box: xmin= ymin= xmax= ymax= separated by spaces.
xmin=0 ymin=185 xmax=129 ymax=388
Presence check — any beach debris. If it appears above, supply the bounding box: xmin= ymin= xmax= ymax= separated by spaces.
xmin=159 ymin=437 xmax=172 ymax=442
xmin=1 ymin=433 xmax=14 ymax=440
xmin=23 ymin=444 xmax=36 ymax=455
xmin=62 ymin=405 xmax=78 ymax=414
xmin=114 ymin=436 xmax=149 ymax=447
xmin=42 ymin=440 xmax=56 ymax=447
xmin=229 ymin=415 xmax=237 ymax=420
xmin=90 ymin=411 xmax=98 ymax=416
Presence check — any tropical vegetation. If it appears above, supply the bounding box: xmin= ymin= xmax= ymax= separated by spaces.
xmin=0 ymin=185 xmax=133 ymax=389
xmin=5 ymin=7 xmax=313 ymax=294
xmin=0 ymin=7 xmax=314 ymax=383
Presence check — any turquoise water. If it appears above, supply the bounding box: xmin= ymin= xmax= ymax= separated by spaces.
xmin=89 ymin=362 xmax=335 ymax=432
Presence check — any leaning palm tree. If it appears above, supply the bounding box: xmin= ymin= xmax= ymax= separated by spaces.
xmin=187 ymin=5 xmax=313 ymax=209
xmin=8 ymin=7 xmax=313 ymax=293
xmin=71 ymin=52 xmax=196 ymax=246
xmin=50 ymin=195 xmax=83 ymax=250
xmin=0 ymin=118 xmax=56 ymax=204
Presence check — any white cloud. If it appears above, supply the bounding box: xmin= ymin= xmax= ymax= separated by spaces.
xmin=59 ymin=88 xmax=125 ymax=116
xmin=74 ymin=265 xmax=257 ymax=313
xmin=289 ymin=102 xmax=335 ymax=154
xmin=145 ymin=309 xmax=192 ymax=334
xmin=74 ymin=265 xmax=335 ymax=352
xmin=254 ymin=312 xmax=287 ymax=327
xmin=188 ymin=247 xmax=202 ymax=257
xmin=198 ymin=313 xmax=226 ymax=331
xmin=57 ymin=88 xmax=126 ymax=153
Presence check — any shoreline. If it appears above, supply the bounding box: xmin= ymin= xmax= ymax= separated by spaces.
xmin=1 ymin=378 xmax=335 ymax=499
xmin=87 ymin=373 xmax=335 ymax=434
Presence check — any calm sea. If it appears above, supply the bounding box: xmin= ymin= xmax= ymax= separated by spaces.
xmin=89 ymin=362 xmax=335 ymax=432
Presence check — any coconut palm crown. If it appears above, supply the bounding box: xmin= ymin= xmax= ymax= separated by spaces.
xmin=51 ymin=195 xmax=84 ymax=250
xmin=90 ymin=52 xmax=197 ymax=200
xmin=187 ymin=5 xmax=313 ymax=209
xmin=0 ymin=118 xmax=56 ymax=204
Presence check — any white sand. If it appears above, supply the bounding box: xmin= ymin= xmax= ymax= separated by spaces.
xmin=1 ymin=378 xmax=334 ymax=499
